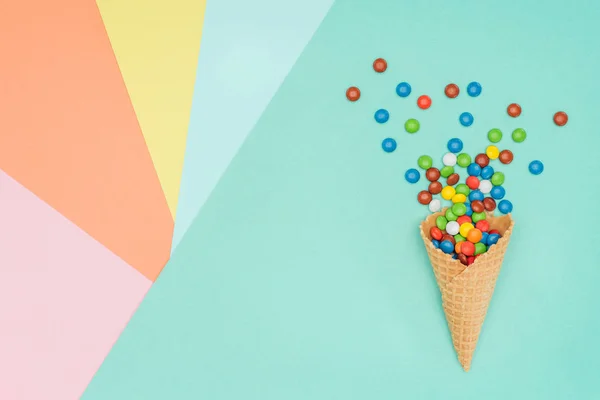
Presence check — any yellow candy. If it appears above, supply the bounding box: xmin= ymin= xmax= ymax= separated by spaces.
xmin=459 ymin=222 xmax=475 ymax=238
xmin=486 ymin=145 xmax=500 ymax=160
xmin=441 ymin=186 xmax=456 ymax=200
xmin=452 ymin=193 xmax=467 ymax=203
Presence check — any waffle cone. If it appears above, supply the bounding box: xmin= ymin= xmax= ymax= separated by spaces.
xmin=419 ymin=209 xmax=514 ymax=371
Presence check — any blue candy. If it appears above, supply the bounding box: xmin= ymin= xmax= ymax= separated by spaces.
xmin=464 ymin=202 xmax=473 ymax=216
xmin=481 ymin=165 xmax=494 ymax=180
xmin=498 ymin=199 xmax=513 ymax=214
xmin=440 ymin=240 xmax=454 ymax=254
xmin=459 ymin=112 xmax=474 ymax=127
xmin=447 ymin=138 xmax=463 ymax=153
xmin=381 ymin=138 xmax=397 ymax=153
xmin=467 ymin=81 xmax=482 ymax=97
xmin=487 ymin=233 xmax=500 ymax=246
xmin=405 ymin=168 xmax=420 ymax=184
xmin=432 ymin=239 xmax=440 ymax=249
xmin=490 ymin=185 xmax=506 ymax=200
xmin=469 ymin=189 xmax=484 ymax=202
xmin=396 ymin=82 xmax=412 ymax=97
xmin=452 ymin=253 xmax=458 ymax=260
xmin=481 ymin=232 xmax=490 ymax=246
xmin=374 ymin=109 xmax=389 ymax=123
xmin=467 ymin=163 xmax=481 ymax=176
xmin=529 ymin=160 xmax=544 ymax=175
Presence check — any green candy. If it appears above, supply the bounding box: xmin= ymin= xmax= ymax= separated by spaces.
xmin=512 ymin=128 xmax=527 ymax=143
xmin=452 ymin=203 xmax=467 ymax=217
xmin=474 ymin=242 xmax=487 ymax=255
xmin=417 ymin=155 xmax=433 ymax=170
xmin=488 ymin=128 xmax=503 ymax=143
xmin=454 ymin=234 xmax=466 ymax=243
xmin=436 ymin=216 xmax=448 ymax=230
xmin=472 ymin=212 xmax=487 ymax=223
xmin=440 ymin=166 xmax=454 ymax=178
xmin=491 ymin=171 xmax=505 ymax=186
xmin=405 ymin=118 xmax=420 ymax=134
xmin=457 ymin=153 xmax=472 ymax=167
xmin=455 ymin=184 xmax=470 ymax=196
xmin=445 ymin=209 xmax=458 ymax=222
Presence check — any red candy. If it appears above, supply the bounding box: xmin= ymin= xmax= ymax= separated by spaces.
xmin=445 ymin=83 xmax=459 ymax=98
xmin=553 ymin=111 xmax=568 ymax=126
xmin=466 ymin=176 xmax=480 ymax=190
xmin=475 ymin=153 xmax=490 ymax=168
xmin=441 ymin=234 xmax=456 ymax=245
xmin=483 ymin=197 xmax=497 ymax=211
xmin=467 ymin=256 xmax=475 ymax=266
xmin=346 ymin=86 xmax=360 ymax=102
xmin=446 ymin=173 xmax=460 ymax=186
xmin=426 ymin=168 xmax=441 ymax=182
xmin=488 ymin=229 xmax=500 ymax=236
xmin=475 ymin=220 xmax=490 ymax=232
xmin=499 ymin=149 xmax=513 ymax=164
xmin=471 ymin=200 xmax=484 ymax=213
xmin=458 ymin=253 xmax=468 ymax=265
xmin=428 ymin=181 xmax=442 ymax=194
xmin=457 ymin=215 xmax=472 ymax=225
xmin=430 ymin=227 xmax=443 ymax=241
xmin=373 ymin=58 xmax=387 ymax=73
xmin=418 ymin=190 xmax=433 ymax=205
xmin=507 ymin=103 xmax=522 ymax=117
xmin=461 ymin=241 xmax=475 ymax=257
xmin=417 ymin=95 xmax=432 ymax=109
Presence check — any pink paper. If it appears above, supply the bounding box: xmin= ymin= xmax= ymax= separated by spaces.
xmin=0 ymin=170 xmax=152 ymax=399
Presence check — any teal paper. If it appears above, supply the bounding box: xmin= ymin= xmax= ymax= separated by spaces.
xmin=84 ymin=0 xmax=600 ymax=398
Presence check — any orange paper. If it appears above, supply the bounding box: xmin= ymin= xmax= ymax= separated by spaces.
xmin=0 ymin=0 xmax=173 ymax=281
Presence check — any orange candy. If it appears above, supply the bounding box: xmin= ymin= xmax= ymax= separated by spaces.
xmin=455 ymin=241 xmax=464 ymax=254
xmin=467 ymin=228 xmax=483 ymax=243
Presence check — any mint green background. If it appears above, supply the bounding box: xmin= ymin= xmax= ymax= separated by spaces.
xmin=84 ymin=0 xmax=600 ymax=398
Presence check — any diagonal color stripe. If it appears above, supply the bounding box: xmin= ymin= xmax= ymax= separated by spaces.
xmin=0 ymin=169 xmax=152 ymax=400
xmin=171 ymin=0 xmax=334 ymax=251
xmin=97 ymin=0 xmax=207 ymax=219
xmin=0 ymin=0 xmax=173 ymax=281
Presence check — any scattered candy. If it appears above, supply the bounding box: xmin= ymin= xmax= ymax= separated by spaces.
xmin=529 ymin=160 xmax=544 ymax=175
xmin=487 ymin=128 xmax=502 ymax=143
xmin=467 ymin=82 xmax=482 ymax=97
xmin=346 ymin=86 xmax=360 ymax=102
xmin=429 ymin=199 xmax=442 ymax=212
xmin=442 ymin=152 xmax=457 ymax=166
xmin=446 ymin=221 xmax=460 ymax=235
xmin=445 ymin=209 xmax=458 ymax=222
xmin=469 ymin=189 xmax=484 ymax=202
xmin=466 ymin=175 xmax=480 ymax=190
xmin=464 ymin=203 xmax=473 ymax=216
xmin=446 ymin=173 xmax=460 ymax=185
xmin=459 ymin=112 xmax=474 ymax=126
xmin=491 ymin=172 xmax=505 ymax=186
xmin=479 ymin=179 xmax=492 ymax=194
xmin=428 ymin=181 xmax=442 ymax=194
xmin=475 ymin=153 xmax=490 ymax=168
xmin=499 ymin=149 xmax=513 ymax=164
xmin=447 ymin=138 xmax=463 ymax=153
xmin=455 ymin=183 xmax=470 ymax=196
xmin=471 ymin=212 xmax=486 ymax=223
xmin=373 ymin=58 xmax=387 ymax=73
xmin=470 ymin=200 xmax=484 ymax=213
xmin=467 ymin=163 xmax=481 ymax=176
xmin=418 ymin=95 xmax=432 ymax=109
xmin=480 ymin=165 xmax=494 ymax=180
xmin=418 ymin=190 xmax=432 ymax=205
xmin=498 ymin=199 xmax=513 ymax=214
xmin=418 ymin=155 xmax=433 ymax=169
xmin=382 ymin=138 xmax=397 ymax=152
xmin=512 ymin=128 xmax=527 ymax=143
xmin=475 ymin=220 xmax=489 ymax=232
xmin=396 ymin=82 xmax=412 ymax=97
xmin=405 ymin=118 xmax=420 ymax=133
xmin=375 ymin=109 xmax=390 ymax=123
xmin=490 ymin=185 xmax=506 ymax=199
xmin=452 ymin=193 xmax=467 ymax=203
xmin=405 ymin=168 xmax=420 ymax=183
xmin=483 ymin=197 xmax=497 ymax=211
xmin=441 ymin=186 xmax=456 ymax=200
xmin=507 ymin=103 xmax=522 ymax=117
xmin=486 ymin=145 xmax=500 ymax=160
xmin=553 ymin=111 xmax=568 ymax=126
xmin=440 ymin=166 xmax=454 ymax=178
xmin=457 ymin=153 xmax=471 ymax=167
xmin=445 ymin=83 xmax=459 ymax=98
xmin=426 ymin=168 xmax=441 ymax=181
xmin=441 ymin=234 xmax=456 ymax=244
xmin=457 ymin=215 xmax=471 ymax=225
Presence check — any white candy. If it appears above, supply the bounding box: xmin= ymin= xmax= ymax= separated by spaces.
xmin=442 ymin=152 xmax=457 ymax=167
xmin=429 ymin=199 xmax=441 ymax=213
xmin=479 ymin=179 xmax=492 ymax=194
xmin=446 ymin=220 xmax=460 ymax=236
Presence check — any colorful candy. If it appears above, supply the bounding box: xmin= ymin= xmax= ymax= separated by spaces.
xmin=455 ymin=183 xmax=470 ymax=196
xmin=475 ymin=153 xmax=490 ymax=168
xmin=452 ymin=194 xmax=467 ymax=203
xmin=445 ymin=83 xmax=459 ymax=98
xmin=396 ymin=82 xmax=412 ymax=97
xmin=483 ymin=197 xmax=497 ymax=211
xmin=428 ymin=181 xmax=442 ymax=194
xmin=470 ymin=200 xmax=484 ymax=213
xmin=346 ymin=86 xmax=360 ymax=102
xmin=445 ymin=209 xmax=458 ymax=222
xmin=469 ymin=189 xmax=484 ymax=202
xmin=457 ymin=215 xmax=471 ymax=225
xmin=418 ymin=155 xmax=433 ymax=169
xmin=474 ymin=242 xmax=487 ymax=255
xmin=441 ymin=186 xmax=456 ymax=200
xmin=466 ymin=176 xmax=480 ymax=190
xmin=459 ymin=112 xmax=474 ymax=127
xmin=499 ymin=150 xmax=513 ymax=164
xmin=447 ymin=138 xmax=463 ymax=153
xmin=487 ymin=128 xmax=502 ymax=143
xmin=405 ymin=168 xmax=420 ymax=183
xmin=459 ymin=222 xmax=474 ymax=238
xmin=491 ymin=172 xmax=505 ymax=186
xmin=446 ymin=173 xmax=460 ymax=185
xmin=498 ymin=199 xmax=513 ymax=214
xmin=442 ymin=152 xmax=457 ymax=166
xmin=471 ymin=212 xmax=486 ymax=223
xmin=373 ymin=58 xmax=387 ymax=73
xmin=418 ymin=95 xmax=432 ymax=109
xmin=430 ymin=226 xmax=443 ymax=240
xmin=440 ymin=166 xmax=454 ymax=178
xmin=507 ymin=103 xmax=522 ymax=117
xmin=467 ymin=228 xmax=483 ymax=243
xmin=512 ymin=128 xmax=527 ymax=142
xmin=553 ymin=111 xmax=568 ymax=126
xmin=418 ymin=190 xmax=432 ymax=205
xmin=429 ymin=199 xmax=442 ymax=212
xmin=426 ymin=168 xmax=441 ymax=181
xmin=467 ymin=163 xmax=481 ymax=176
xmin=475 ymin=220 xmax=489 ymax=232
xmin=480 ymin=166 xmax=494 ymax=180
xmin=467 ymin=82 xmax=482 ymax=97
xmin=452 ymin=203 xmax=467 ymax=216
xmin=446 ymin=221 xmax=460 ymax=235
xmin=405 ymin=118 xmax=420 ymax=133
xmin=440 ymin=240 xmax=454 ymax=254
xmin=461 ymin=241 xmax=475 ymax=256
xmin=529 ymin=160 xmax=544 ymax=175
xmin=457 ymin=153 xmax=471 ymax=167
xmin=486 ymin=145 xmax=500 ymax=160
xmin=490 ymin=185 xmax=506 ymax=199
xmin=381 ymin=138 xmax=397 ymax=153
xmin=375 ymin=109 xmax=389 ymax=123
xmin=436 ymin=216 xmax=448 ymax=230
xmin=479 ymin=179 xmax=492 ymax=194
xmin=487 ymin=233 xmax=500 ymax=245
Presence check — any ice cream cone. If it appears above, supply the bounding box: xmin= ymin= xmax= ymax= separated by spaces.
xmin=419 ymin=209 xmax=515 ymax=371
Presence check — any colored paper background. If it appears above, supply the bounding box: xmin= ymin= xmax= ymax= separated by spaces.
xmin=0 ymin=170 xmax=151 ymax=400
xmin=171 ymin=0 xmax=334 ymax=250
xmin=82 ymin=0 xmax=600 ymax=398
xmin=97 ymin=0 xmax=207 ymax=219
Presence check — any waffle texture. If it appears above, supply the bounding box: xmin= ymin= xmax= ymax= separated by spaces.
xmin=419 ymin=209 xmax=515 ymax=371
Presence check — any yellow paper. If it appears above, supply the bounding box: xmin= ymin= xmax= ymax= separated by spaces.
xmin=97 ymin=0 xmax=206 ymax=219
